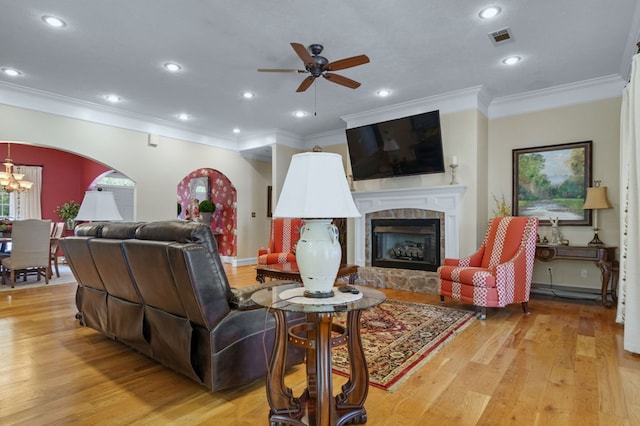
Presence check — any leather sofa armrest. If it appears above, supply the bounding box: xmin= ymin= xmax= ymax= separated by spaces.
xmin=229 ymin=280 xmax=298 ymax=311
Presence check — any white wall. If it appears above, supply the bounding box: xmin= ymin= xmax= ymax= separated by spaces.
xmin=0 ymin=103 xmax=271 ymax=261
xmin=489 ymin=97 xmax=621 ymax=289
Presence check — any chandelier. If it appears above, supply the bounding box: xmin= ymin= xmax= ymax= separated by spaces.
xmin=0 ymin=143 xmax=33 ymax=192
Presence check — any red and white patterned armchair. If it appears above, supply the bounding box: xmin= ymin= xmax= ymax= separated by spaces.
xmin=438 ymin=216 xmax=539 ymax=319
xmin=257 ymin=218 xmax=303 ymax=266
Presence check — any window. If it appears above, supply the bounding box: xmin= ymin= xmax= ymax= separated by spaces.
xmin=0 ymin=190 xmax=12 ymax=217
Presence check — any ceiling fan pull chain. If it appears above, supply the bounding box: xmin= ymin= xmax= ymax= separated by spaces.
xmin=314 ymin=84 xmax=317 ymax=116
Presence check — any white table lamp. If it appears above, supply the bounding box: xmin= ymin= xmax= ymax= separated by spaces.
xmin=274 ymin=151 xmax=361 ymax=298
xmin=75 ymin=190 xmax=124 ymax=221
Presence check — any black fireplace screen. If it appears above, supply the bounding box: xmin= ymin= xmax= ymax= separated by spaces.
xmin=371 ymin=218 xmax=441 ymax=271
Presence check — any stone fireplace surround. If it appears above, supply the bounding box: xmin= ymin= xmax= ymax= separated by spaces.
xmin=351 ymin=185 xmax=467 ymax=293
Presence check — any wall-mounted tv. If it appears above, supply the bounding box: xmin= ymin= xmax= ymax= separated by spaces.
xmin=345 ymin=110 xmax=445 ymax=181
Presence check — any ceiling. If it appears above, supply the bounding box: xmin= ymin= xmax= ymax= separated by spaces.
xmin=1 ymin=1 xmax=639 ymax=151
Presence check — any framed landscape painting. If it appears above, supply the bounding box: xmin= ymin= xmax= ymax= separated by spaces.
xmin=512 ymin=141 xmax=592 ymax=226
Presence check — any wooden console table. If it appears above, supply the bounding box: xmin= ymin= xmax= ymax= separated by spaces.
xmin=535 ymin=244 xmax=618 ymax=308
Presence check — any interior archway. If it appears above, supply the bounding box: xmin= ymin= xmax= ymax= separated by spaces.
xmin=177 ymin=169 xmax=237 ymax=257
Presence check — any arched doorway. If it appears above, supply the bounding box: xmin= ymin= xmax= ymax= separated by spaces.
xmin=177 ymin=169 xmax=237 ymax=257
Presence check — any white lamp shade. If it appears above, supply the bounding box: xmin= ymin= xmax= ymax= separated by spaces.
xmin=274 ymin=152 xmax=361 ymax=218
xmin=75 ymin=190 xmax=123 ymax=221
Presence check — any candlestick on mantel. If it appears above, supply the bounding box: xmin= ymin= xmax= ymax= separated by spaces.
xmin=449 ymin=155 xmax=459 ymax=185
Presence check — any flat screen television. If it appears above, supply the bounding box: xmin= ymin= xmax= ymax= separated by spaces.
xmin=345 ymin=110 xmax=445 ymax=181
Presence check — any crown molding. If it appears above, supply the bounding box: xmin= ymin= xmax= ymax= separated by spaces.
xmin=341 ymin=86 xmax=489 ymax=129
xmin=488 ymin=75 xmax=626 ymax=119
xmin=0 ymin=81 xmax=236 ymax=150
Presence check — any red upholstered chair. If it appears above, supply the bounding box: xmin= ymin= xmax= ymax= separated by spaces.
xmin=257 ymin=218 xmax=303 ymax=266
xmin=438 ymin=216 xmax=539 ymax=319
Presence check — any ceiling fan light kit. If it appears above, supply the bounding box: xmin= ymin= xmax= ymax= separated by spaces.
xmin=258 ymin=42 xmax=369 ymax=92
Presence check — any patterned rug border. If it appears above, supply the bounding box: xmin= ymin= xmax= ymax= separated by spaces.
xmin=332 ymin=299 xmax=476 ymax=392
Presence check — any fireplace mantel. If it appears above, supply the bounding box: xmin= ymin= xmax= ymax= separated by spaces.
xmin=352 ymin=185 xmax=467 ymax=266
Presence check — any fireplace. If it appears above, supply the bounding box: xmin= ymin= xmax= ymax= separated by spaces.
xmin=350 ymin=185 xmax=467 ymax=294
xmin=371 ymin=218 xmax=440 ymax=271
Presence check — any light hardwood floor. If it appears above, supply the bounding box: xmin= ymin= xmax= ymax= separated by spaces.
xmin=1 ymin=264 xmax=639 ymax=425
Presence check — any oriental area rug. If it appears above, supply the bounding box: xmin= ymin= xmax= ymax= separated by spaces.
xmin=332 ymin=299 xmax=475 ymax=392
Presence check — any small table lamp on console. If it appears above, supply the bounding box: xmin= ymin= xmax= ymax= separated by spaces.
xmin=75 ymin=189 xmax=123 ymax=222
xmin=582 ymin=180 xmax=612 ymax=246
xmin=273 ymin=150 xmax=361 ymax=298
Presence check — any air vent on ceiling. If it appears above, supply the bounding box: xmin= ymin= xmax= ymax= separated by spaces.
xmin=488 ymin=27 xmax=513 ymax=45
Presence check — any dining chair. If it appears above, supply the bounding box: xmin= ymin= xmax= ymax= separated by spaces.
xmin=1 ymin=219 xmax=52 ymax=288
xmin=49 ymin=222 xmax=65 ymax=278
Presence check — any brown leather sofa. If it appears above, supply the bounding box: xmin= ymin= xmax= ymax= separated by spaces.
xmin=60 ymin=220 xmax=305 ymax=391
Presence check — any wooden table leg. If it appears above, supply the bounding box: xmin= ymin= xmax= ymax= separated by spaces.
xmin=265 ymin=309 xmax=303 ymax=424
xmin=611 ymin=260 xmax=619 ymax=303
xmin=596 ymin=259 xmax=613 ymax=308
xmin=313 ymin=313 xmax=334 ymax=425
xmin=336 ymin=310 xmax=368 ymax=424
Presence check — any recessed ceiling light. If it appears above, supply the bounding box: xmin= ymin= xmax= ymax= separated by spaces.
xmin=233 ymin=128 xmax=240 ymax=134
xmin=163 ymin=62 xmax=182 ymax=72
xmin=242 ymin=92 xmax=255 ymax=99
xmin=292 ymin=111 xmax=308 ymax=118
xmin=502 ymin=56 xmax=521 ymax=65
xmin=42 ymin=15 xmax=66 ymax=28
xmin=376 ymin=89 xmax=391 ymax=97
xmin=177 ymin=113 xmax=190 ymax=121
xmin=104 ymin=94 xmax=122 ymax=103
xmin=1 ymin=68 xmax=22 ymax=77
xmin=479 ymin=6 xmax=501 ymax=19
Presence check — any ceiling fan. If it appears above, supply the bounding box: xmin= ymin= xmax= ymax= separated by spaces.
xmin=258 ymin=43 xmax=370 ymax=92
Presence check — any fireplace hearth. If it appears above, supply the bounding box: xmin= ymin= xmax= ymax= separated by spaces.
xmin=371 ymin=218 xmax=440 ymax=271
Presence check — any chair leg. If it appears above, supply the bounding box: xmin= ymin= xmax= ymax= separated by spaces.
xmin=521 ymin=301 xmax=530 ymax=315
xmin=440 ymin=295 xmax=445 ymax=304
xmin=475 ymin=306 xmax=487 ymax=320
xmin=10 ymin=269 xmax=15 ymax=288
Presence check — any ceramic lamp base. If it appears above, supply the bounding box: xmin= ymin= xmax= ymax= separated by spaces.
xmin=296 ymin=219 xmax=342 ymax=298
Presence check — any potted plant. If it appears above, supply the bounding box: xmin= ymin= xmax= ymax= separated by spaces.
xmin=198 ymin=200 xmax=216 ymax=224
xmin=0 ymin=218 xmax=12 ymax=237
xmin=55 ymin=200 xmax=81 ymax=230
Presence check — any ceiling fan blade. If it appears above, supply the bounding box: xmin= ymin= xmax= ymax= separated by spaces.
xmin=296 ymin=76 xmax=316 ymax=92
xmin=323 ymin=73 xmax=361 ymax=89
xmin=325 ymin=55 xmax=370 ymax=71
xmin=291 ymin=42 xmax=315 ymax=67
xmin=257 ymin=68 xmax=306 ymax=73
